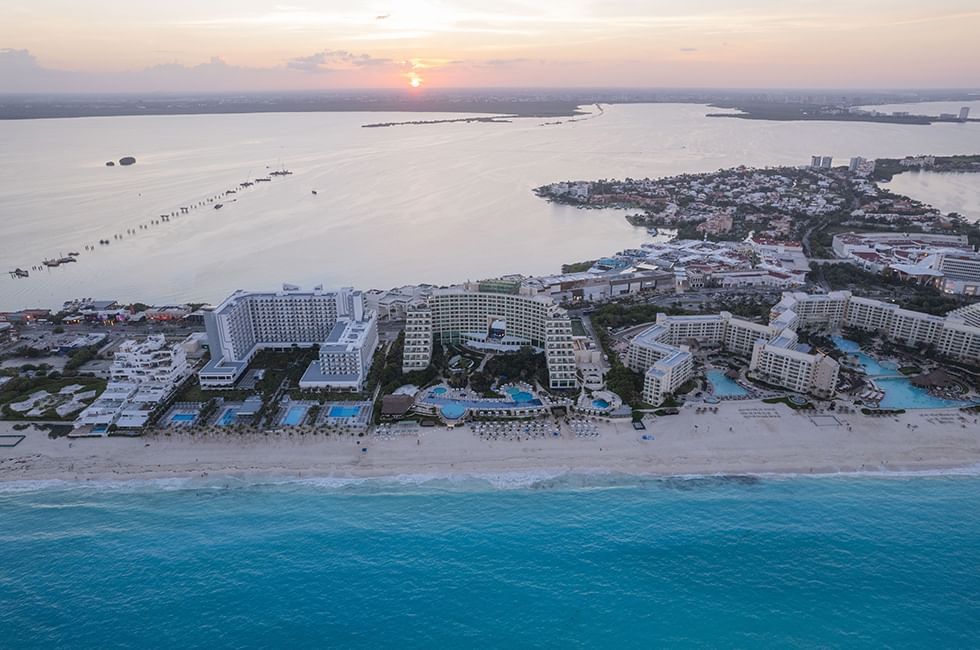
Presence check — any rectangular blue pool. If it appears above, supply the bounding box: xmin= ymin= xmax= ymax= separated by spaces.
xmin=217 ymin=408 xmax=238 ymax=426
xmin=282 ymin=405 xmax=308 ymax=426
xmin=328 ymin=405 xmax=361 ymax=418
xmin=170 ymin=413 xmax=196 ymax=424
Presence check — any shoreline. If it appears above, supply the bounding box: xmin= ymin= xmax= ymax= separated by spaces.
xmin=2 ymin=94 xmax=974 ymax=122
xmin=705 ymin=111 xmax=933 ymax=125
xmin=0 ymin=97 xmax=589 ymax=121
xmin=4 ymin=401 xmax=978 ymax=487
xmin=4 ymin=466 xmax=980 ymax=494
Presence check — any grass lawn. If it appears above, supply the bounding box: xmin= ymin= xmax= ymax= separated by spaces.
xmin=173 ymin=382 xmax=252 ymax=404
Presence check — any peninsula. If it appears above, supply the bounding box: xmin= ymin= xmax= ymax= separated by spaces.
xmin=705 ymin=101 xmax=974 ymax=125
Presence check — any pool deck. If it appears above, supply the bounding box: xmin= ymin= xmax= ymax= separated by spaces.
xmin=214 ymin=405 xmax=241 ymax=427
xmin=413 ymin=384 xmax=554 ymax=422
xmin=315 ymin=401 xmax=372 ymax=429
xmin=161 ymin=403 xmax=204 ymax=428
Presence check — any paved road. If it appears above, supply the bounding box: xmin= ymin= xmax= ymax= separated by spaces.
xmin=612 ymin=322 xmax=658 ymax=342
xmin=579 ymin=314 xmax=609 ymax=372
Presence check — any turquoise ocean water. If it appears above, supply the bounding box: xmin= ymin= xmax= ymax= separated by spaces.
xmin=2 ymin=474 xmax=980 ymax=648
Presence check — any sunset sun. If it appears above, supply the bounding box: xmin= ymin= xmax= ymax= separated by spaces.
xmin=409 ymin=76 xmax=422 ymax=88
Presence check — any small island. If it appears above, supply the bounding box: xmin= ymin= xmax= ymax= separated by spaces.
xmin=363 ymin=116 xmax=516 ymax=128
xmin=118 ymin=156 xmax=136 ymax=166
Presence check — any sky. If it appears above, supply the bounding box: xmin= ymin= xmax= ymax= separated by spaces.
xmin=1 ymin=0 xmax=978 ymax=93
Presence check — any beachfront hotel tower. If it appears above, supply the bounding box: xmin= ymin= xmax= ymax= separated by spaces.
xmin=403 ymin=280 xmax=578 ymax=390
xmin=628 ymin=310 xmax=839 ymax=405
xmin=199 ymin=286 xmax=378 ymax=390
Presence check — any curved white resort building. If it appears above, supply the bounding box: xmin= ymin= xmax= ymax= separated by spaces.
xmin=402 ymin=280 xmax=578 ymax=390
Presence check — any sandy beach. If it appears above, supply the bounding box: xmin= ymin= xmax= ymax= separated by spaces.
xmin=2 ymin=401 xmax=979 ymax=484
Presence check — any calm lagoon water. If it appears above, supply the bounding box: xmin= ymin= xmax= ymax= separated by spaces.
xmin=2 ymin=475 xmax=980 ymax=648
xmin=885 ymin=171 xmax=980 ymax=222
xmin=1 ymin=103 xmax=979 ymax=310
xmin=3 ymin=104 xmax=980 ymax=647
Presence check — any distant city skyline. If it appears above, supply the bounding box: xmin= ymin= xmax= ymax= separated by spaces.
xmin=1 ymin=0 xmax=979 ymax=92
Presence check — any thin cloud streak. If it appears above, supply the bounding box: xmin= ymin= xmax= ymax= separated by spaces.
xmin=1 ymin=1 xmax=978 ymax=90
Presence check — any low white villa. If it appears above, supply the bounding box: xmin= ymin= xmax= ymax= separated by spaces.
xmin=74 ymin=334 xmax=194 ymax=432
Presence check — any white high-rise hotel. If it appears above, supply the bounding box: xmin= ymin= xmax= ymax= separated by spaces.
xmin=200 ymin=286 xmax=378 ymax=390
xmin=402 ymin=281 xmax=578 ymax=390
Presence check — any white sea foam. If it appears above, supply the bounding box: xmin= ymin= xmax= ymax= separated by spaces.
xmin=3 ymin=465 xmax=980 ymax=495
xmin=755 ymin=464 xmax=980 ymax=480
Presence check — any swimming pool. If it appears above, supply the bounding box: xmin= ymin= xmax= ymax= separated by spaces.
xmin=282 ymin=405 xmax=308 ymax=426
xmin=431 ymin=396 xmax=543 ymax=409
xmin=505 ymin=387 xmax=535 ymax=402
xmin=431 ymin=387 xmax=448 ymax=395
xmin=441 ymin=404 xmax=467 ymax=419
xmin=425 ymin=390 xmax=544 ymax=421
xmin=328 ymin=405 xmax=361 ymax=418
xmin=832 ymin=336 xmax=860 ymax=353
xmin=217 ymin=408 xmax=238 ymax=426
xmin=832 ymin=337 xmax=898 ymax=377
xmin=876 ymin=378 xmax=974 ymax=410
xmin=827 ymin=338 xmax=970 ymax=409
xmin=592 ymin=399 xmax=610 ymax=409
xmin=170 ymin=413 xmax=196 ymax=424
xmin=706 ymin=369 xmax=748 ymax=398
